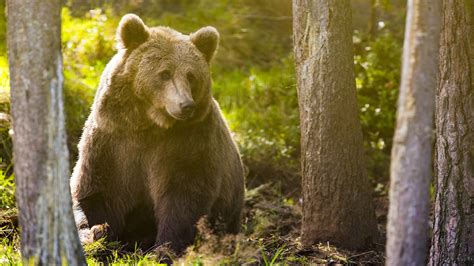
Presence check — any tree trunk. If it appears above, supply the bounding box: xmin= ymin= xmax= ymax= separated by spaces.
xmin=293 ymin=0 xmax=378 ymax=250
xmin=6 ymin=0 xmax=86 ymax=264
xmin=368 ymin=0 xmax=377 ymax=40
xmin=429 ymin=0 xmax=474 ymax=264
xmin=385 ymin=1 xmax=441 ymax=265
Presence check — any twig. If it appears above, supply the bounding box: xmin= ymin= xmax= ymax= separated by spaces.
xmin=348 ymin=250 xmax=376 ymax=259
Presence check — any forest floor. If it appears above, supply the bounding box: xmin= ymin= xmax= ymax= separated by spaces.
xmin=0 ymin=166 xmax=388 ymax=265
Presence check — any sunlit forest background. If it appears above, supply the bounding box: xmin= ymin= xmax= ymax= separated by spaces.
xmin=0 ymin=0 xmax=408 ymax=263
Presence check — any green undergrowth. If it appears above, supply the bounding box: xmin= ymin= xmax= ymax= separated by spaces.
xmin=214 ymin=55 xmax=299 ymax=170
xmin=0 ymin=205 xmax=19 ymax=265
xmin=0 ymin=170 xmax=14 ymax=210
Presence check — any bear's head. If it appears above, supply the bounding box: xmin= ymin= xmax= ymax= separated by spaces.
xmin=114 ymin=14 xmax=219 ymax=129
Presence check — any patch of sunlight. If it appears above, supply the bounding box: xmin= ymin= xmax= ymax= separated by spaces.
xmin=0 ymin=56 xmax=9 ymax=94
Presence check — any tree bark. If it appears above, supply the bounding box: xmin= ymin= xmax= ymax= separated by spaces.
xmin=385 ymin=1 xmax=441 ymax=265
xmin=429 ymin=0 xmax=474 ymax=264
xmin=293 ymin=0 xmax=378 ymax=250
xmin=6 ymin=0 xmax=86 ymax=264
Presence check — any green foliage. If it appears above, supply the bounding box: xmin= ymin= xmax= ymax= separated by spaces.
xmin=261 ymin=243 xmax=285 ymax=266
xmin=0 ymin=170 xmax=14 ymax=210
xmin=0 ymin=57 xmax=10 ymax=169
xmin=0 ymin=57 xmax=8 ymax=92
xmin=139 ymin=0 xmax=292 ymax=70
xmin=355 ymin=31 xmax=402 ymax=182
xmin=62 ymin=8 xmax=115 ymax=83
xmin=61 ymin=8 xmax=116 ymax=160
xmin=66 ymin=0 xmax=292 ymax=70
xmin=213 ymin=56 xmax=299 ymax=168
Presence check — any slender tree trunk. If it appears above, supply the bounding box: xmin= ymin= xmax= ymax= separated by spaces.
xmin=386 ymin=1 xmax=441 ymax=265
xmin=6 ymin=0 xmax=86 ymax=264
xmin=368 ymin=0 xmax=377 ymax=40
xmin=293 ymin=0 xmax=378 ymax=250
xmin=429 ymin=0 xmax=474 ymax=264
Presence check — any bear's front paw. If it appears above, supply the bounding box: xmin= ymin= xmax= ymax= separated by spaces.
xmin=90 ymin=223 xmax=110 ymax=241
xmin=78 ymin=228 xmax=93 ymax=244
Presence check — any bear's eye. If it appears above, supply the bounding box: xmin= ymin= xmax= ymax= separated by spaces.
xmin=160 ymin=70 xmax=172 ymax=81
xmin=187 ymin=72 xmax=196 ymax=85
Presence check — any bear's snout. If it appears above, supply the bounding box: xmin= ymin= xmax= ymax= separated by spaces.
xmin=166 ymin=98 xmax=195 ymax=121
xmin=179 ymin=100 xmax=195 ymax=117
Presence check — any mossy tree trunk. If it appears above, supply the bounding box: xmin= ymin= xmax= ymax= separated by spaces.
xmin=293 ymin=0 xmax=378 ymax=250
xmin=6 ymin=0 xmax=86 ymax=264
xmin=386 ymin=0 xmax=441 ymax=265
xmin=429 ymin=0 xmax=474 ymax=264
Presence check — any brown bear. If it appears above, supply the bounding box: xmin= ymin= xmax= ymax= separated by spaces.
xmin=70 ymin=14 xmax=245 ymax=254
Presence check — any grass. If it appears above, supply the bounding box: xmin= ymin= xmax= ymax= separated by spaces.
xmin=0 ymin=207 xmax=19 ymax=265
xmin=0 ymin=238 xmax=21 ymax=265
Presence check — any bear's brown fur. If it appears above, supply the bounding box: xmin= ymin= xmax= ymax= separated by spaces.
xmin=70 ymin=14 xmax=245 ymax=254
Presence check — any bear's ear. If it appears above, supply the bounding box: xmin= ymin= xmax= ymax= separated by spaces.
xmin=116 ymin=14 xmax=149 ymax=50
xmin=190 ymin=26 xmax=219 ymax=63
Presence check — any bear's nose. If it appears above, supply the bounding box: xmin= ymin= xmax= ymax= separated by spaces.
xmin=180 ymin=101 xmax=195 ymax=115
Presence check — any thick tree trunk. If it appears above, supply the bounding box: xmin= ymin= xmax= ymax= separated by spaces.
xmin=385 ymin=1 xmax=441 ymax=265
xmin=6 ymin=0 xmax=86 ymax=264
xmin=429 ymin=0 xmax=474 ymax=264
xmin=293 ymin=0 xmax=378 ymax=250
